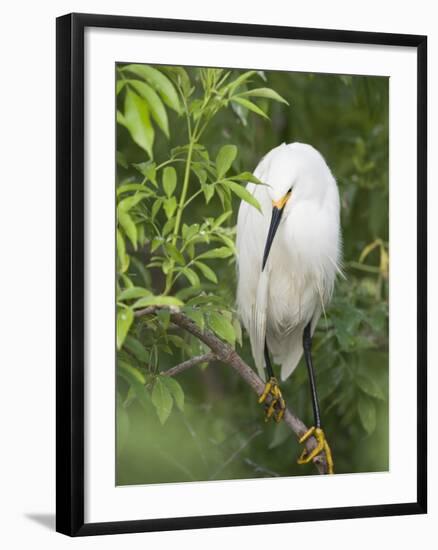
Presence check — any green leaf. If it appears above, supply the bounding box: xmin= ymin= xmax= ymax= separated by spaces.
xmin=358 ymin=394 xmax=377 ymax=434
xmin=120 ymin=277 xmax=134 ymax=293
xmin=208 ymin=311 xmax=236 ymax=345
xmin=162 ymin=218 xmax=176 ymax=237
xmin=132 ymin=295 xmax=183 ymax=309
xmin=172 ymin=143 xmax=205 ymax=156
xmin=332 ymin=315 xmax=356 ymax=350
xmin=161 ymin=260 xmax=172 ymax=275
xmin=116 ymin=110 xmax=127 ymax=127
xmin=128 ymin=79 xmax=169 ymax=137
xmin=116 ymin=151 xmax=128 ymax=169
xmin=117 ymin=229 xmax=129 ymax=273
xmin=192 ymin=165 xmax=207 ymax=185
xmin=165 ymin=243 xmax=185 ymax=265
xmin=157 ymin=309 xmax=171 ymax=329
xmin=118 ymin=193 xmax=147 ymax=212
xmin=197 ymin=247 xmax=233 ymax=260
xmin=233 ymin=171 xmax=264 ymax=184
xmin=233 ymin=317 xmax=243 ymax=346
xmin=195 ymin=261 xmax=218 ymax=283
xmin=117 ymin=308 xmax=134 ymax=350
xmin=239 ymin=87 xmax=289 ymax=105
xmin=226 ymin=180 xmax=262 ymax=212
xmin=151 ymin=377 xmax=173 ymax=424
xmin=151 ymin=198 xmax=162 ymax=220
xmin=180 ymin=267 xmax=200 ymax=287
xmin=357 ymin=375 xmax=386 ymax=400
xmin=216 ymin=144 xmax=237 ymax=178
xmin=168 ymin=335 xmax=187 ymax=350
xmin=186 ymin=243 xmax=195 ymax=259
xmin=116 ymin=80 xmax=126 ymax=95
xmin=231 ymin=100 xmax=249 ymax=126
xmin=183 ymin=307 xmax=204 ymax=330
xmin=202 ymin=184 xmax=215 ymax=204
xmin=163 ymin=197 xmax=177 ymax=219
xmin=118 ymin=360 xmax=145 ymax=385
xmin=187 ymin=294 xmax=224 ymax=306
xmin=164 ymin=243 xmax=186 ymax=265
xmin=122 ymin=64 xmax=181 ymax=114
xmin=163 ymin=166 xmax=177 ymax=197
xmin=182 ymin=223 xmax=200 ymax=241
xmin=218 ymin=234 xmax=236 ymax=251
xmin=161 ymin=376 xmax=184 ymax=411
xmin=117 ymin=359 xmax=146 ymax=401
xmin=131 ymin=256 xmax=150 ymax=287
xmin=124 ymin=88 xmax=154 ymax=157
xmin=118 ymin=211 xmax=137 ymax=249
xmin=161 ymin=65 xmax=192 ymax=97
xmin=137 ymin=223 xmax=146 ymax=247
xmin=117 ymin=360 xmax=149 ymax=411
xmin=224 ymin=70 xmax=257 ymax=94
xmin=150 ymin=237 xmax=161 ymax=253
xmin=133 ymin=161 xmax=158 ymax=186
xmin=215 ymin=186 xmax=226 ymax=210
xmin=124 ymin=335 xmax=149 ymax=363
xmin=212 ymin=211 xmax=232 ymax=228
xmin=189 ymin=98 xmax=204 ymax=119
xmin=231 ymin=96 xmax=269 ymax=119
xmin=118 ymin=286 xmax=152 ymax=301
xmin=117 ymin=183 xmax=153 ymax=196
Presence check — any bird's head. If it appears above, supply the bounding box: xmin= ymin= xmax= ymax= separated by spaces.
xmin=265 ymin=144 xmax=297 ymax=205
xmin=261 ymin=144 xmax=298 ymax=270
xmin=260 ymin=142 xmax=331 ymax=270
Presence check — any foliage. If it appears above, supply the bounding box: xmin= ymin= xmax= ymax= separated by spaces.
xmin=116 ymin=64 xmax=389 ymax=483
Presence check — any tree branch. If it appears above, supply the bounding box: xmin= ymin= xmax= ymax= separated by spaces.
xmin=163 ymin=352 xmax=217 ymax=377
xmin=135 ymin=306 xmax=328 ymax=474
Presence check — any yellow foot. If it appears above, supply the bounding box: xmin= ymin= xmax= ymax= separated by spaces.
xmin=258 ymin=377 xmax=286 ymax=423
xmin=297 ymin=426 xmax=334 ymax=474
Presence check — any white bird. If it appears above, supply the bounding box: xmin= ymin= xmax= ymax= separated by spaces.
xmin=236 ymin=142 xmax=342 ymax=473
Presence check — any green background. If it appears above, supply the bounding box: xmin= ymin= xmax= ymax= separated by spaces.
xmin=116 ymin=66 xmax=389 ymax=484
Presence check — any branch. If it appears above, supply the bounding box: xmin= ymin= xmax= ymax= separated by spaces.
xmin=135 ymin=306 xmax=328 ymax=474
xmin=163 ymin=352 xmax=216 ymax=377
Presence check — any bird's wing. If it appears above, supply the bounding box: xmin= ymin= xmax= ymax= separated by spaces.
xmin=236 ymin=153 xmax=273 ymax=379
xmin=236 ymin=193 xmax=269 ymax=379
xmin=250 ymin=267 xmax=269 ymax=378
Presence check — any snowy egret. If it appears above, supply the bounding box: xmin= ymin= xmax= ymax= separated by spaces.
xmin=236 ymin=142 xmax=342 ymax=473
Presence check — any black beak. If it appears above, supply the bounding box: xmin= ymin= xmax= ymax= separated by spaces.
xmin=262 ymin=206 xmax=284 ymax=271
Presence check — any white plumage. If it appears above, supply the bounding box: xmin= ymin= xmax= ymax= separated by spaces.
xmin=236 ymin=142 xmax=342 ymax=381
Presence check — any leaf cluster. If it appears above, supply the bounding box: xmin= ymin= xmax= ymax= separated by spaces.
xmin=116 ymin=65 xmax=287 ymax=425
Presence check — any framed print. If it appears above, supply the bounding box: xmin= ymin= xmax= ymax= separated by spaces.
xmin=56 ymin=13 xmax=427 ymax=536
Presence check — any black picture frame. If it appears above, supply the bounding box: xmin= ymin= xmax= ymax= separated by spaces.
xmin=56 ymin=12 xmax=427 ymax=537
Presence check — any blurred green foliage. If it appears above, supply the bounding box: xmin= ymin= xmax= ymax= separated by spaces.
xmin=115 ymin=64 xmax=389 ymax=484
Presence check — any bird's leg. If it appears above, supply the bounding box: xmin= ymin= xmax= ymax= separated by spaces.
xmin=297 ymin=322 xmax=334 ymax=474
xmin=258 ymin=341 xmax=286 ymax=423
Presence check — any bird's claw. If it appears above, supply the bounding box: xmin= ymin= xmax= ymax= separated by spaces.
xmin=258 ymin=377 xmax=286 ymax=423
xmin=297 ymin=426 xmax=334 ymax=474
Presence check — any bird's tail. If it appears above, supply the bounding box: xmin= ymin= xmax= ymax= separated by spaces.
xmin=272 ymin=328 xmax=304 ymax=381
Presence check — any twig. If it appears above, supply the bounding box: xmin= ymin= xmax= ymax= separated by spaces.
xmin=162 ymin=352 xmax=216 ymax=377
xmin=135 ymin=306 xmax=328 ymax=474
xmin=243 ymin=458 xmax=281 ymax=478
xmin=210 ymin=429 xmax=263 ymax=480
